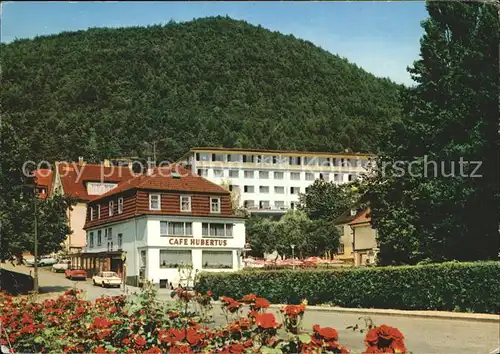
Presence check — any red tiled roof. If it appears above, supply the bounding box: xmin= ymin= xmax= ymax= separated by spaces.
xmin=56 ymin=162 xmax=135 ymax=201
xmin=35 ymin=169 xmax=53 ymax=199
xmin=89 ymin=164 xmax=229 ymax=203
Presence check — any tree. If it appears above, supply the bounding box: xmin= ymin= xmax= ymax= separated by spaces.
xmin=244 ymin=211 xmax=340 ymax=258
xmin=298 ymin=179 xmax=360 ymax=221
xmin=366 ymin=2 xmax=500 ymax=265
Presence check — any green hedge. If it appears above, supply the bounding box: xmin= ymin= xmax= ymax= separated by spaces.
xmin=195 ymin=261 xmax=500 ymax=313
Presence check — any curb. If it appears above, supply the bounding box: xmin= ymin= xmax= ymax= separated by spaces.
xmin=267 ymin=304 xmax=499 ymax=323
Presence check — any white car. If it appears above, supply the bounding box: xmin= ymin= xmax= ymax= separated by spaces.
xmin=92 ymin=271 xmax=122 ymax=288
xmin=52 ymin=259 xmax=71 ymax=272
xmin=25 ymin=256 xmax=58 ymax=267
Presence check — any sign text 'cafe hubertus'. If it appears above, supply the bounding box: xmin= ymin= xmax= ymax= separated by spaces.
xmin=167 ymin=237 xmax=228 ymax=247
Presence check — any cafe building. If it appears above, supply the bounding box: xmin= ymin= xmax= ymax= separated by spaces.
xmin=82 ymin=165 xmax=246 ymax=288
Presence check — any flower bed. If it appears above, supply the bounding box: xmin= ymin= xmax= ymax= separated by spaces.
xmin=0 ymin=286 xmax=408 ymax=353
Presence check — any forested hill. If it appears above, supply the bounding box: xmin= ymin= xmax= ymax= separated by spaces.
xmin=2 ymin=16 xmax=403 ymax=162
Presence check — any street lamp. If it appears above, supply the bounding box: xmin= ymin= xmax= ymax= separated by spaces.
xmin=290 ymin=244 xmax=295 ymax=270
xmin=23 ymin=183 xmax=39 ymax=294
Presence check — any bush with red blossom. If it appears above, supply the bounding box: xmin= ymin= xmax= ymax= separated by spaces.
xmin=0 ymin=288 xmax=408 ymax=354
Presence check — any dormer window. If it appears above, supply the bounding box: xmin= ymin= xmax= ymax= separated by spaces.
xmin=210 ymin=197 xmax=221 ymax=213
xmin=109 ymin=200 xmax=114 ymax=216
xmin=118 ymin=197 xmax=124 ymax=214
xmin=180 ymin=196 xmax=191 ymax=212
xmin=149 ymin=194 xmax=161 ymax=211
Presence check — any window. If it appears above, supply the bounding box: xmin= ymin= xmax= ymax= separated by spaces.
xmin=320 ymin=173 xmax=330 ymax=181
xmin=244 ymin=200 xmax=255 ymax=208
xmin=118 ymin=233 xmax=123 ymax=248
xmin=180 ymin=196 xmax=191 ymax=212
xmin=303 ymin=156 xmax=317 ymax=166
xmin=197 ymin=168 xmax=208 ymax=177
xmin=289 ymin=156 xmax=301 ymax=165
xmin=213 ymin=169 xmax=224 ymax=178
xmin=290 ymin=172 xmax=301 ymax=180
xmin=97 ymin=205 xmax=101 ymax=219
xmin=202 ymin=223 xmax=233 ymax=237
xmin=149 ymin=194 xmax=161 ymax=210
xmin=90 ymin=207 xmax=94 ymax=221
xmin=290 ymin=202 xmax=296 ymax=210
xmin=274 ymin=186 xmax=285 ymax=194
xmin=274 ymin=171 xmax=284 ymax=180
xmin=244 ymin=170 xmax=254 ymax=179
xmin=87 ymin=182 xmax=118 ymax=196
xmin=290 ymin=187 xmax=300 ymax=195
xmin=118 ymin=197 xmax=123 ymax=214
xmin=229 ymin=169 xmax=239 ymax=178
xmin=334 ymin=174 xmax=342 ymax=182
xmin=227 ymin=154 xmax=240 ymax=162
xmin=242 ymin=155 xmax=255 ymax=163
xmin=244 ymin=185 xmax=255 ymax=193
xmin=212 ymin=154 xmax=225 ymax=162
xmin=140 ymin=250 xmax=147 ymax=267
xmin=318 ymin=157 xmax=331 ymax=167
xmin=348 ymin=174 xmax=357 ymax=182
xmin=202 ymin=251 xmax=233 ymax=269
xmin=259 ymin=200 xmax=270 ymax=209
xmin=259 ymin=171 xmax=269 ymax=179
xmin=109 ymin=200 xmax=114 ymax=216
xmin=160 ymin=250 xmax=192 ymax=268
xmin=305 ymin=172 xmax=315 ymax=181
xmin=89 ymin=232 xmax=94 ymax=248
xmin=160 ymin=221 xmax=193 ymax=236
xmin=260 ymin=155 xmax=272 ymax=165
xmin=210 ymin=197 xmax=221 ymax=213
xmin=338 ymin=243 xmax=345 ymax=254
xmin=97 ymin=230 xmax=102 ymax=246
xmin=197 ymin=153 xmax=210 ymax=161
xmin=275 ymin=201 xmax=285 ymax=209
xmin=106 ymin=227 xmax=112 ymax=240
xmin=259 ymin=186 xmax=269 ymax=193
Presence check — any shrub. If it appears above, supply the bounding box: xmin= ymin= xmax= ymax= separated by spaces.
xmin=195 ymin=261 xmax=500 ymax=313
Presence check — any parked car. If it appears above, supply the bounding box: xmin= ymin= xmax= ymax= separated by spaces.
xmin=92 ymin=271 xmax=122 ymax=288
xmin=65 ymin=266 xmax=87 ymax=280
xmin=25 ymin=256 xmax=58 ymax=267
xmin=52 ymin=259 xmax=71 ymax=272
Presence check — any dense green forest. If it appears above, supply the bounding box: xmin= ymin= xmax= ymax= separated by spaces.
xmin=1 ymin=16 xmax=402 ymax=162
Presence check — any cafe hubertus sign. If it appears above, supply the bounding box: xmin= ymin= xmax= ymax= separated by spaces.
xmin=167 ymin=237 xmax=228 ymax=247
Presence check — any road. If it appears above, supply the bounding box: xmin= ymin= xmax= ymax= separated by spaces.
xmin=2 ymin=263 xmax=499 ymax=354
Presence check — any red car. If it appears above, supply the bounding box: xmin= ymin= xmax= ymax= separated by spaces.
xmin=65 ymin=266 xmax=88 ymax=280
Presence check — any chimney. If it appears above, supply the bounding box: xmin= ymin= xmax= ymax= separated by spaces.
xmin=78 ymin=157 xmax=84 ymax=166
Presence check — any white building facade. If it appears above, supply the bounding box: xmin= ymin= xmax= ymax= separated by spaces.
xmin=179 ymin=148 xmax=374 ymax=215
xmin=83 ymin=214 xmax=246 ymax=288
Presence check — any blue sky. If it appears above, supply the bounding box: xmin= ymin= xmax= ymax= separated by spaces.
xmin=1 ymin=1 xmax=428 ymax=85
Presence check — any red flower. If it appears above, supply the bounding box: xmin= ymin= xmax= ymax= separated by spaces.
xmin=94 ymin=346 xmax=107 ymax=353
xmin=186 ymin=328 xmax=204 ymax=345
xmin=92 ymin=317 xmax=110 ymax=329
xmin=241 ymin=294 xmax=257 ymax=303
xmin=318 ymin=326 xmax=338 ymax=341
xmin=255 ymin=313 xmax=280 ymax=329
xmin=207 ymin=290 xmax=213 ymax=296
xmin=144 ymin=347 xmax=163 ymax=354
xmin=254 ymin=297 xmax=270 ymax=309
xmin=365 ymin=328 xmax=378 ymax=344
xmin=230 ymin=343 xmax=245 ymax=353
xmin=134 ymin=335 xmax=147 ymax=347
xmin=122 ymin=338 xmax=131 ymax=345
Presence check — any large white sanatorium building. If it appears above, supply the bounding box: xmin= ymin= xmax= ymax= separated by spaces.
xmin=178 ymin=147 xmax=374 ymax=215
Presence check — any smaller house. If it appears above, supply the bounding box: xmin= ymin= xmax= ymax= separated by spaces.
xmin=34 ymin=169 xmax=53 ymax=200
xmin=334 ymin=205 xmax=378 ymax=266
